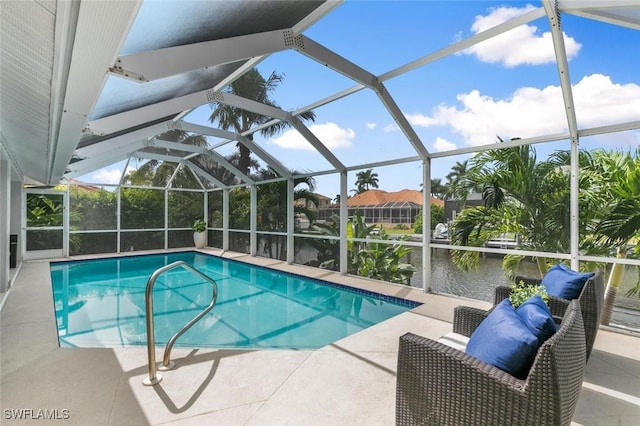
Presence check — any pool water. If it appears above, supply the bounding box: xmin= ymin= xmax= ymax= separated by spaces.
xmin=50 ymin=252 xmax=420 ymax=349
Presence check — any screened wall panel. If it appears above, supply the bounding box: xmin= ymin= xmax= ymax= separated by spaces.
xmin=69 ymin=186 xmax=117 ymax=230
xmin=168 ymin=190 xmax=204 ymax=228
xmin=69 ymin=232 xmax=117 ymax=256
xmin=120 ymin=188 xmax=164 ymax=229
xmin=120 ymin=231 xmax=164 ymax=252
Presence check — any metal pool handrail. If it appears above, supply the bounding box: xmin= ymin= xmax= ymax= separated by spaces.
xmin=143 ymin=261 xmax=218 ymax=386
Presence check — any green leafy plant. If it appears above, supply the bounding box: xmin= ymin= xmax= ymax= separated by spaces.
xmin=192 ymin=219 xmax=207 ymax=233
xmin=508 ymin=280 xmax=550 ymax=308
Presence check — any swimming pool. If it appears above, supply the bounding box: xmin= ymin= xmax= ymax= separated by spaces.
xmin=50 ymin=252 xmax=420 ymax=350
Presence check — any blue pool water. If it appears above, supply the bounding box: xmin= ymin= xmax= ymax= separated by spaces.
xmin=50 ymin=252 xmax=420 ymax=349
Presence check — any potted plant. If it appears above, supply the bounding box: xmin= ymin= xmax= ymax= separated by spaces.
xmin=192 ymin=219 xmax=207 ymax=249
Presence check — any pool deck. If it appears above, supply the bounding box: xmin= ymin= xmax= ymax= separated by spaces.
xmin=2 ymin=248 xmax=639 ymax=425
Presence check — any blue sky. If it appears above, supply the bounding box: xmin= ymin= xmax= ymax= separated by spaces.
xmin=85 ymin=1 xmax=640 ymax=199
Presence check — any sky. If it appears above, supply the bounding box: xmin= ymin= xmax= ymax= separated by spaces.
xmin=84 ymin=0 xmax=640 ymax=200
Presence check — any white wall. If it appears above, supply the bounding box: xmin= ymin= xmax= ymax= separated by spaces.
xmin=0 ymin=156 xmax=10 ymax=292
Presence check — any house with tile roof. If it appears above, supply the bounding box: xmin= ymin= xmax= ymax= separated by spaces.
xmin=317 ymin=189 xmax=443 ymax=227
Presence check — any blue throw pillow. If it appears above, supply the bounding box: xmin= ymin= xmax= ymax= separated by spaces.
xmin=541 ymin=263 xmax=594 ymax=299
xmin=466 ymin=299 xmax=538 ymax=379
xmin=516 ymin=295 xmax=557 ymax=347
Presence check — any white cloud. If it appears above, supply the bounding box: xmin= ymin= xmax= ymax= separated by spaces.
xmin=411 ymin=74 xmax=640 ymax=146
xmin=270 ymin=122 xmax=355 ymax=151
xmin=89 ymin=166 xmax=134 ymax=184
xmin=383 ymin=123 xmax=400 ymax=132
xmin=433 ymin=137 xmax=457 ymax=152
xmin=406 ymin=112 xmax=439 ymax=127
xmin=463 ymin=5 xmax=581 ymax=67
xmin=366 ymin=122 xmax=377 ymax=129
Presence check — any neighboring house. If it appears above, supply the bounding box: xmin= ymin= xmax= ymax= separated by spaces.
xmin=443 ymin=192 xmax=483 ymax=223
xmin=294 ymin=193 xmax=333 ymax=229
xmin=317 ymin=189 xmax=444 ymax=226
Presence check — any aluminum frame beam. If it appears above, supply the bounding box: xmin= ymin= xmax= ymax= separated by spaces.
xmin=151 ymin=138 xmax=254 ymax=184
xmin=289 ymin=117 xmax=345 ymax=172
xmin=543 ymin=0 xmax=579 ymax=138
xmin=65 ymin=140 xmax=146 ymax=178
xmin=75 ymin=121 xmax=175 ymax=159
xmin=111 ymin=29 xmax=292 ymax=82
xmin=291 ymin=34 xmax=429 ymax=159
xmin=180 ymin=122 xmax=291 ymax=178
xmin=543 ymin=0 xmax=580 ymax=271
xmin=185 ymin=162 xmax=228 ymax=189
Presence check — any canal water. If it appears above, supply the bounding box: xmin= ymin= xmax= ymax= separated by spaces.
xmin=292 ymin=241 xmax=639 ymax=330
xmin=410 ymin=247 xmax=539 ymax=302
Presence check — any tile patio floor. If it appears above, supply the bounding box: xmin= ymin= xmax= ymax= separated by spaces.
xmin=2 ymin=249 xmax=639 ymax=425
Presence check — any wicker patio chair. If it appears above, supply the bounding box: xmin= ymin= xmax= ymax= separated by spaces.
xmin=494 ymin=269 xmax=604 ymax=360
xmin=396 ymin=300 xmax=586 ymax=426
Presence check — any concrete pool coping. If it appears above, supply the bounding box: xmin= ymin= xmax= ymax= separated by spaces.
xmin=2 ymin=248 xmax=639 ymax=425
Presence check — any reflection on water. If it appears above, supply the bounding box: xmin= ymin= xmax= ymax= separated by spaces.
xmin=412 ymin=247 xmax=639 ymax=330
xmin=428 ymin=248 xmax=539 ymax=302
xmin=408 ymin=247 xmax=538 ymax=302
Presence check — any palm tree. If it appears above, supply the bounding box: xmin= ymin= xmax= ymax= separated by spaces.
xmin=587 ymin=148 xmax=640 ymax=324
xmin=125 ymin=130 xmax=209 ymax=188
xmin=430 ymin=178 xmax=447 ymax=199
xmin=445 ymin=160 xmax=471 ymax=202
xmin=450 ymin=142 xmax=573 ymax=276
xmin=354 ymin=169 xmax=379 ymax=194
xmin=254 ymin=168 xmax=318 ymax=260
xmin=209 ymin=68 xmax=316 ymax=176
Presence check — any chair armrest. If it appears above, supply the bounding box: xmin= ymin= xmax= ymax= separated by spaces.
xmin=514 ymin=275 xmax=543 ymax=286
xmin=452 ymin=306 xmax=489 ymax=337
xmin=548 ymin=296 xmax=569 ymax=319
xmin=494 ymin=285 xmax=511 ymax=305
xmin=396 ymin=332 xmax=527 ymax=425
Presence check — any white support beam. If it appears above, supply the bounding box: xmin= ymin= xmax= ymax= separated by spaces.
xmin=250 ymin=186 xmax=257 ymax=257
xmin=49 ymin=1 xmax=142 ymax=184
xmin=112 ymin=29 xmax=291 ymax=82
xmin=293 ymin=0 xmax=343 ymax=33
xmin=289 ymin=117 xmax=346 ymax=172
xmin=543 ymin=1 xmax=579 ymax=138
xmin=186 ymin=164 xmax=206 ymax=190
xmin=179 ymin=122 xmax=291 ymax=178
xmin=86 ymin=92 xmax=209 ymax=135
xmin=375 ymin=83 xmax=429 ymax=159
xmin=200 ymin=149 xmax=254 ymax=185
xmin=151 ymin=138 xmax=254 ymax=185
xmin=213 ymin=92 xmax=292 ymax=122
xmin=429 ymin=132 xmax=570 ymax=159
xmin=567 ymin=9 xmax=640 ymax=30
xmin=131 ymin=151 xmax=183 ymax=164
xmin=65 ymin=142 xmax=144 ymax=179
xmin=293 ymin=35 xmax=378 ymax=88
xmin=222 ymin=189 xmax=230 ymax=251
xmin=287 ymin=178 xmax=294 ymax=264
xmin=422 ymin=159 xmax=431 ymax=293
xmin=234 ymin=137 xmax=291 ymax=178
xmin=185 ymin=162 xmax=228 ymax=189
xmin=339 ymin=170 xmax=347 ymax=275
xmin=75 ymin=121 xmax=174 ymax=158
xmin=166 ymin=163 xmax=184 ymax=190
xmin=557 ymin=1 xmax=640 ymax=11
xmin=543 ymin=0 xmax=580 ymax=271
xmin=578 ymin=120 xmax=640 ymax=138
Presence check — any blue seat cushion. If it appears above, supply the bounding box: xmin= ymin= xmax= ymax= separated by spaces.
xmin=516 ymin=295 xmax=557 ymax=347
xmin=466 ymin=299 xmax=538 ymax=379
xmin=541 ymin=263 xmax=595 ymax=299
